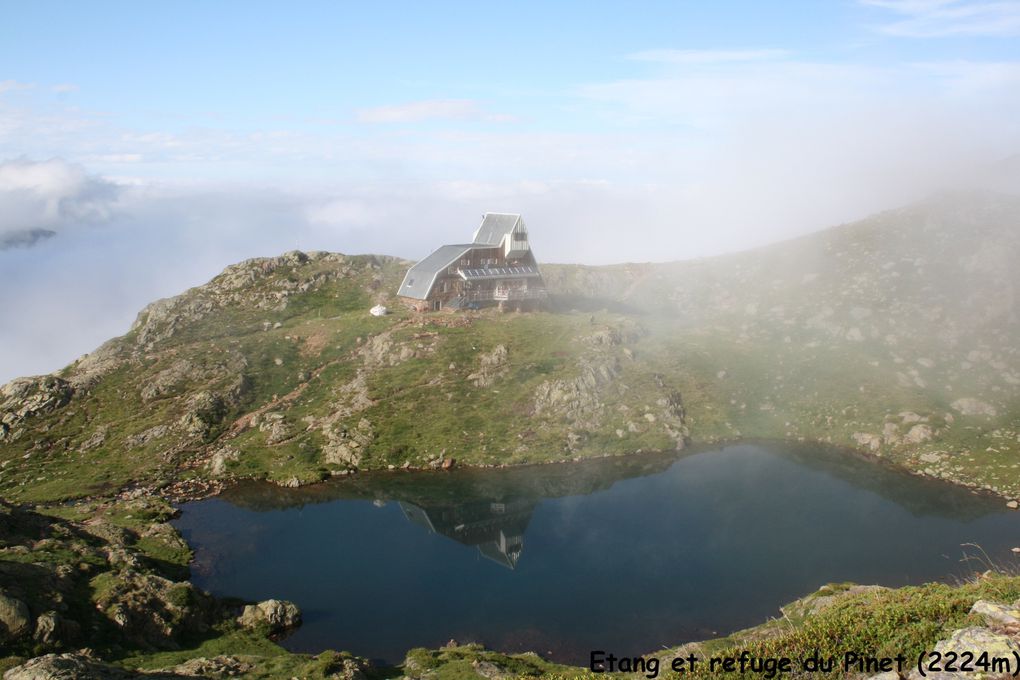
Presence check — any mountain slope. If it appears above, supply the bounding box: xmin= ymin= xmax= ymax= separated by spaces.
xmin=1 ymin=192 xmax=1019 ymax=502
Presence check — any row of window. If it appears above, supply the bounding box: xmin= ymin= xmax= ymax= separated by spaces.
xmin=455 ymin=257 xmax=500 ymax=270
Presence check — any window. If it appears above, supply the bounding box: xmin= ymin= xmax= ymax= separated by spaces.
xmin=513 ymin=231 xmax=527 ymax=242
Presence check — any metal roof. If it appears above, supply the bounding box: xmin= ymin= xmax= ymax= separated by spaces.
xmin=398 ymin=244 xmax=480 ymax=300
xmin=472 ymin=213 xmax=520 ymax=246
xmin=458 ymin=266 xmax=541 ymax=280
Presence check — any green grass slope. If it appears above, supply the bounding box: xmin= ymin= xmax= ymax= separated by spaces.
xmin=2 ymin=191 xmax=1019 ymax=503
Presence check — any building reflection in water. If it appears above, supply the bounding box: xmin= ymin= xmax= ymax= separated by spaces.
xmin=398 ymin=499 xmax=535 ymax=569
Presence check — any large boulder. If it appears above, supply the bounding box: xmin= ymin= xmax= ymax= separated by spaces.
xmin=237 ymin=598 xmax=301 ymax=634
xmin=0 ymin=589 xmax=31 ymax=640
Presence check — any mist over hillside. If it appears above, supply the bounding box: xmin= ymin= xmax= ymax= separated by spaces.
xmin=1 ymin=191 xmax=1018 ymax=504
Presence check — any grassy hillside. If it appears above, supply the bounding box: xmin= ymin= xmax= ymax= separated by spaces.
xmin=2 ymin=192 xmax=1020 ymax=504
xmin=0 ymin=253 xmax=688 ymax=504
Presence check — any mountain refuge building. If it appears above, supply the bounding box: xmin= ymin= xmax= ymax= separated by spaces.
xmin=398 ymin=212 xmax=547 ymax=311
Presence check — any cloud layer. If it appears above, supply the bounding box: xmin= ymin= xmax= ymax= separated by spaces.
xmin=0 ymin=158 xmax=121 ymax=249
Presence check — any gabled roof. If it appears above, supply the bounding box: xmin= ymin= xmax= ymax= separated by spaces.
xmin=472 ymin=213 xmax=520 ymax=246
xmin=398 ymin=243 xmax=482 ymax=300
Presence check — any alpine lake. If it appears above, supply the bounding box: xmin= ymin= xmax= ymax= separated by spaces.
xmin=173 ymin=443 xmax=1020 ymax=665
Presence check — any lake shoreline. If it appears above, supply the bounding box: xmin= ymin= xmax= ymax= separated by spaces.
xmin=143 ymin=435 xmax=1019 ymax=509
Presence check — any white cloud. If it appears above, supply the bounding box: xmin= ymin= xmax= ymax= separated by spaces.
xmin=355 ymin=99 xmax=515 ymax=124
xmin=861 ymin=0 xmax=1020 ymax=36
xmin=0 ymin=157 xmax=121 ymax=247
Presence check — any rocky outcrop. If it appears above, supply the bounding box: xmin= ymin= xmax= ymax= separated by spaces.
xmin=951 ymin=398 xmax=998 ymax=417
xmin=176 ymin=391 xmax=228 ymax=438
xmin=532 ymin=356 xmax=620 ymax=428
xmin=0 ymin=499 xmax=213 ymax=658
xmin=322 ymin=417 xmax=374 ymax=468
xmin=206 ymin=445 xmax=240 ymax=476
xmin=468 ymin=344 xmax=509 ymax=387
xmin=93 ymin=571 xmax=208 ymax=650
xmin=237 ymin=598 xmax=302 ymax=634
xmin=2 ymin=653 xmax=154 ymax=679
xmin=0 ymin=375 xmax=73 ymax=441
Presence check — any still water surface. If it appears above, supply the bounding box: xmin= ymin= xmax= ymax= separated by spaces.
xmin=173 ymin=444 xmax=1020 ymax=664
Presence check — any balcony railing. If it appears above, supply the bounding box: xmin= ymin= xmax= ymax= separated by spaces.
xmin=461 ymin=288 xmax=547 ymax=302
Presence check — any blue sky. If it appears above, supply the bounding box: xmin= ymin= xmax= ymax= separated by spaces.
xmin=2 ymin=1 xmax=1018 ymax=182
xmin=1 ymin=0 xmax=1020 ymax=380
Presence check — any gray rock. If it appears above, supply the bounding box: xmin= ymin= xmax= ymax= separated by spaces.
xmin=159 ymin=655 xmax=255 ymax=677
xmin=0 ymin=590 xmax=31 ymax=640
xmin=237 ymin=599 xmax=301 ymax=634
xmin=852 ymin=432 xmax=882 ymax=451
xmin=0 ymin=376 xmax=73 ymax=441
xmin=903 ymin=423 xmax=933 ymax=444
xmin=950 ymin=398 xmax=997 ymax=417
xmin=970 ymin=599 xmax=1020 ymax=627
xmin=207 ymin=446 xmax=240 ymax=476
xmin=907 ymin=626 xmax=1020 ymax=679
xmin=32 ymin=611 xmax=59 ymax=646
xmin=1 ymin=652 xmax=176 ymax=679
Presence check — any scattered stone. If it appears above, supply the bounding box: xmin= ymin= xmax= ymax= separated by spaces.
xmin=161 ymin=655 xmax=255 ymax=677
xmin=441 ymin=458 xmax=456 ymax=471
xmin=1007 ymin=500 xmax=1019 ymax=510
